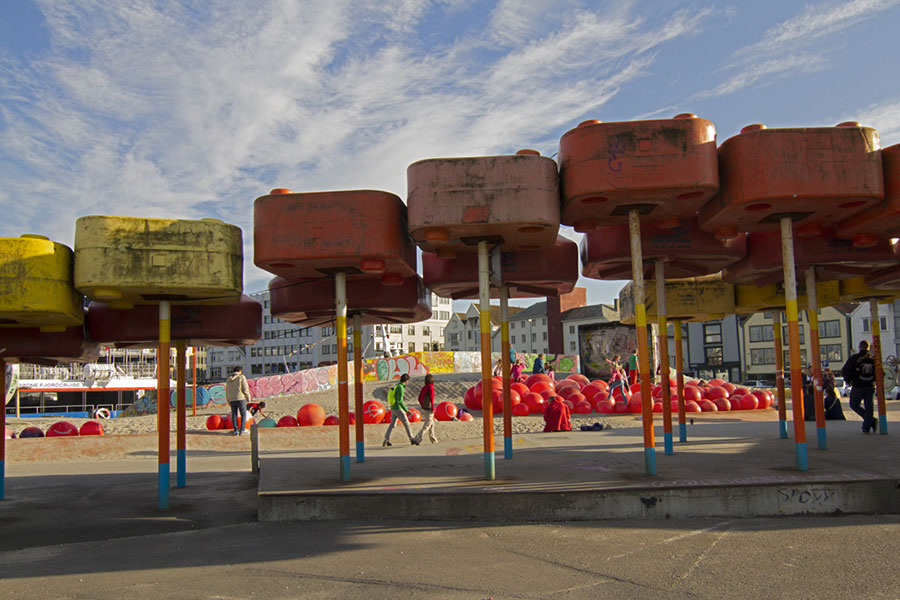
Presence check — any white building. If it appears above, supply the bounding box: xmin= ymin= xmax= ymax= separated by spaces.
xmin=206 ymin=290 xmax=451 ymax=380
xmin=849 ymin=300 xmax=897 ymax=358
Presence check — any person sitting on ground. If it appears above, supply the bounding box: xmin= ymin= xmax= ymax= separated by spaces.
xmin=532 ymin=353 xmax=546 ymax=375
xmin=492 ymin=359 xmax=503 ymax=377
xmin=822 ymin=366 xmax=846 ymax=420
xmin=543 ymin=395 xmax=572 ymax=432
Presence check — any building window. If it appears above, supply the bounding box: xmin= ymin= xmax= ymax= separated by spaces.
xmin=570 ymin=341 xmax=576 ymax=352
xmin=819 ymin=320 xmax=841 ymax=338
xmin=408 ymin=326 xmax=416 ymax=335
xmin=521 ymin=335 xmax=526 ymax=343
xmin=542 ymin=318 xmax=546 ymax=325
xmin=543 ymin=332 xmax=548 ymax=340
xmin=749 ymin=325 xmax=774 ymax=343
xmin=251 ymin=364 xmax=262 ymax=375
xmin=422 ymin=326 xmax=430 ymax=336
xmin=704 ymin=323 xmax=722 ymax=344
xmin=408 ymin=343 xmax=416 ymax=352
xmin=468 ymin=331 xmax=472 ymax=340
xmin=511 ymin=322 xmax=516 ymax=329
xmin=705 ymin=346 xmax=723 ymax=364
xmin=862 ymin=317 xmax=889 ymax=332
xmin=750 ymin=347 xmax=775 ymax=365
xmin=450 ymin=333 xmax=459 ymax=345
xmin=783 ymin=349 xmax=808 ymax=367
xmin=821 ymin=344 xmax=842 ymax=362
xmin=440 ymin=328 xmax=444 ymax=336
xmin=782 ymin=325 xmax=805 ymax=344
xmin=531 ymin=333 xmax=536 ymax=342
xmin=569 ymin=325 xmax=575 ymax=334
xmin=389 ymin=325 xmax=402 ymax=333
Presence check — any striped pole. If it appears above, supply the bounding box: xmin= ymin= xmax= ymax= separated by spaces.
xmin=157 ymin=300 xmax=171 ymax=508
xmin=805 ymin=268 xmax=826 ymax=449
xmin=655 ymin=262 xmax=673 ymax=455
xmin=1 ymin=359 xmax=5 ymax=499
xmin=780 ymin=218 xmax=807 ymax=470
xmin=870 ymin=299 xmax=889 ymax=434
xmin=354 ymin=314 xmax=365 ymax=461
xmin=629 ymin=210 xmax=656 ymax=475
xmin=773 ymin=311 xmax=788 ymax=438
xmin=191 ymin=349 xmax=197 ymax=417
xmin=673 ymin=319 xmax=686 ymax=443
xmin=478 ymin=241 xmax=495 ymax=480
xmin=500 ymin=285 xmax=513 ymax=459
xmin=336 ymin=272 xmax=350 ymax=482
xmin=176 ymin=339 xmax=187 ymax=488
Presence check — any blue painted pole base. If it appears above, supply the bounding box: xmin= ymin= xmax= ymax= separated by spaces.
xmin=176 ymin=448 xmax=186 ymax=488
xmin=644 ymin=447 xmax=657 ymax=476
xmin=779 ymin=419 xmax=788 ymax=439
xmin=484 ymin=451 xmax=495 ymax=480
xmin=795 ymin=442 xmax=808 ymax=471
xmin=158 ymin=464 xmax=170 ymax=509
xmin=504 ymin=436 xmax=512 ymax=459
xmin=816 ymin=427 xmax=827 ymax=450
xmin=678 ymin=423 xmax=687 ymax=443
xmin=879 ymin=414 xmax=888 ymax=435
xmin=356 ymin=441 xmax=365 ymax=462
xmin=664 ymin=432 xmax=674 ymax=455
xmin=340 ymin=455 xmax=350 ymax=482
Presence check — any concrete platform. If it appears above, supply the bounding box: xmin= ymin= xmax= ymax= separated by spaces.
xmin=258 ymin=420 xmax=900 ymax=521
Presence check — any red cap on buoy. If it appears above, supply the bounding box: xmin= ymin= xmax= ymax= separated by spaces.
xmin=270 ymin=188 xmax=292 ymax=195
xmin=740 ymin=124 xmax=766 ymax=134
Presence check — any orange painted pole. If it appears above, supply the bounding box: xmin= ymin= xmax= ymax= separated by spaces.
xmin=354 ymin=314 xmax=365 ymax=461
xmin=871 ymin=299 xmax=888 ymax=434
xmin=500 ymin=284 xmax=513 ymax=459
xmin=176 ymin=339 xmax=187 ymax=487
xmin=1 ymin=359 xmax=5 ymax=499
xmin=805 ymin=268 xmax=826 ymax=449
xmin=478 ymin=241 xmax=495 ymax=479
xmin=655 ymin=262 xmax=673 ymax=455
xmin=629 ymin=210 xmax=656 ymax=475
xmin=336 ymin=273 xmax=350 ymax=481
xmin=773 ymin=311 xmax=788 ymax=438
xmin=157 ymin=301 xmax=171 ymax=508
xmin=673 ymin=319 xmax=686 ymax=443
xmin=191 ymin=349 xmax=197 ymax=418
xmin=781 ymin=218 xmax=807 ymax=470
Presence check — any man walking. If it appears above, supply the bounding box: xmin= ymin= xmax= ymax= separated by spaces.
xmin=383 ymin=374 xmax=419 ymax=446
xmin=842 ymin=340 xmax=877 ymax=433
xmin=225 ymin=366 xmax=251 ymax=436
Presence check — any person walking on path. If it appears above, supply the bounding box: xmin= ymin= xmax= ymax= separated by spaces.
xmin=606 ymin=356 xmax=628 ymax=399
xmin=414 ymin=374 xmax=438 ymax=444
xmin=532 ymin=353 xmax=546 ymax=375
xmin=383 ymin=374 xmax=419 ymax=446
xmin=509 ymin=345 xmax=518 ymax=366
xmin=627 ymin=350 xmax=638 ymax=385
xmin=842 ymin=340 xmax=878 ymax=433
xmin=225 ymin=366 xmax=251 ymax=436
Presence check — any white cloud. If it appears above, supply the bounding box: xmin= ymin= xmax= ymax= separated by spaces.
xmin=0 ymin=1 xmax=714 ymax=291
xmin=698 ymin=53 xmax=827 ymax=98
xmin=852 ymin=98 xmax=900 ymax=146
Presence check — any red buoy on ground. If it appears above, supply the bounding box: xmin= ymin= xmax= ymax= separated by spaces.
xmin=206 ymin=415 xmax=225 ymax=430
xmin=19 ymin=426 xmax=44 ymax=438
xmin=277 ymin=415 xmax=299 ymax=427
xmin=362 ymin=400 xmax=386 ymax=424
xmin=512 ymin=403 xmax=531 ymax=417
xmin=459 ymin=411 xmax=474 ymax=421
xmin=297 ymin=403 xmax=326 ymax=427
xmin=323 ymin=416 xmax=340 ymax=426
xmin=79 ymin=421 xmax=105 ymax=436
xmin=46 ymin=421 xmax=78 ymax=437
xmin=407 ymin=408 xmax=422 ymax=423
xmin=435 ymin=401 xmax=458 ymax=421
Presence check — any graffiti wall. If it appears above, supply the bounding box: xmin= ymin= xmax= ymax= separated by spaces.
xmin=244 ymin=351 xmax=581 ymax=400
xmin=579 ymin=323 xmax=637 ymax=380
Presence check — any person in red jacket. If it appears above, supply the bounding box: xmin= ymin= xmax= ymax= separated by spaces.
xmin=414 ymin=374 xmax=438 ymax=444
xmin=543 ymin=395 xmax=572 ymax=432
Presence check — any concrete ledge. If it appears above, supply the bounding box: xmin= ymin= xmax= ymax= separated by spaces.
xmin=259 ymin=479 xmax=900 ymax=521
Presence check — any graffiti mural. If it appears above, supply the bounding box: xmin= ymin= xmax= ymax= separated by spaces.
xmin=579 ymin=322 xmax=637 ymax=380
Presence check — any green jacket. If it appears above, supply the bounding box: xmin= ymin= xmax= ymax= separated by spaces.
xmin=389 ymin=382 xmax=408 ymax=412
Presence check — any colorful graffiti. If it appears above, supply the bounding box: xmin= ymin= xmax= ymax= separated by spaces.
xmin=244 ymin=351 xmax=581 ymax=400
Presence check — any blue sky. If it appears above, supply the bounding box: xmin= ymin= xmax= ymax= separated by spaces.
xmin=2 ymin=0 xmax=899 ymax=311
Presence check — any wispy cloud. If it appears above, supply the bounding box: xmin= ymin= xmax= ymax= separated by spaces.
xmin=852 ymin=98 xmax=900 ymax=146
xmin=0 ymin=1 xmax=713 ymax=289
xmin=695 ymin=0 xmax=900 ymax=101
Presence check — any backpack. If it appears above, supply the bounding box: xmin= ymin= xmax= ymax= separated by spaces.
xmin=387 ymin=386 xmax=396 ymax=407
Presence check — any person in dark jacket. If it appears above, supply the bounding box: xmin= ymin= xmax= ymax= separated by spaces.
xmin=842 ymin=340 xmax=877 ymax=433
xmin=532 ymin=353 xmax=545 ymax=375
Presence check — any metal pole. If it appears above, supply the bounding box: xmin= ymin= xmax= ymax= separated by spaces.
xmin=176 ymin=339 xmax=187 ymax=487
xmin=500 ymin=284 xmax=512 ymax=459
xmin=870 ymin=298 xmax=889 ymax=434
xmin=780 ymin=218 xmax=807 ymax=470
xmin=336 ymin=273 xmax=350 ymax=482
xmin=805 ymin=267 xmax=826 ymax=449
xmin=655 ymin=262 xmax=673 ymax=455
xmin=0 ymin=359 xmax=5 ymax=499
xmin=191 ymin=349 xmax=197 ymax=417
xmin=629 ymin=210 xmax=656 ymax=475
xmin=354 ymin=314 xmax=365 ymax=461
xmin=478 ymin=241 xmax=495 ymax=480
xmin=157 ymin=301 xmax=171 ymax=508
xmin=673 ymin=319 xmax=686 ymax=443
xmin=773 ymin=311 xmax=788 ymax=438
